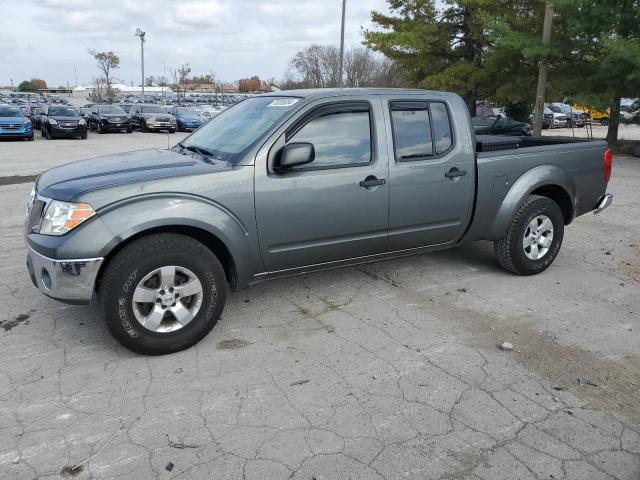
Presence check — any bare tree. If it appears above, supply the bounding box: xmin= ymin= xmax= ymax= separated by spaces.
xmin=170 ymin=64 xmax=191 ymax=104
xmin=89 ymin=77 xmax=106 ymax=102
xmin=285 ymin=44 xmax=406 ymax=89
xmin=88 ymin=49 xmax=120 ymax=103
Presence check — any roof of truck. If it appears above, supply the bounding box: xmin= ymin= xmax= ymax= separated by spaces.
xmin=262 ymin=88 xmax=453 ymax=99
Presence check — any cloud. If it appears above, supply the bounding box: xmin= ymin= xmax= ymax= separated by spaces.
xmin=0 ymin=0 xmax=390 ymax=87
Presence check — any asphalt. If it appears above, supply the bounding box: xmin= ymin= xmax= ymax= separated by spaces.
xmin=0 ymin=131 xmax=638 ymax=479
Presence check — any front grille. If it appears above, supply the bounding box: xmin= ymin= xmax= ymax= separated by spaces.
xmin=60 ymin=122 xmax=77 ymax=128
xmin=26 ymin=199 xmax=46 ymax=233
xmin=108 ymin=118 xmax=125 ymax=123
xmin=1 ymin=123 xmax=22 ymax=130
xmin=158 ymin=117 xmax=170 ymax=122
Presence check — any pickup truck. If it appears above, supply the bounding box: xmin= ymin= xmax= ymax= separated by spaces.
xmin=24 ymin=88 xmax=613 ymax=355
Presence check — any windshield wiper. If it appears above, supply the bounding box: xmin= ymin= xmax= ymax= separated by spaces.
xmin=177 ymin=142 xmax=214 ymax=158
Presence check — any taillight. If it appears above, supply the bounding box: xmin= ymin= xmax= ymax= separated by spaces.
xmin=604 ymin=149 xmax=613 ymax=183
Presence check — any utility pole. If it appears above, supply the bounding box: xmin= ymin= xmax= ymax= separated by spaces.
xmin=338 ymin=0 xmax=346 ymax=88
xmin=135 ymin=28 xmax=146 ymax=103
xmin=532 ymin=2 xmax=554 ymax=136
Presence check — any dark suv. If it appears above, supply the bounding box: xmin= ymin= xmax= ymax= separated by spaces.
xmin=88 ymin=105 xmax=132 ymax=133
xmin=41 ymin=106 xmax=88 ymax=140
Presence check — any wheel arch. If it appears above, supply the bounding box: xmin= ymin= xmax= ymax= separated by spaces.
xmin=95 ymin=225 xmax=238 ymax=295
xmin=488 ymin=165 xmax=576 ymax=240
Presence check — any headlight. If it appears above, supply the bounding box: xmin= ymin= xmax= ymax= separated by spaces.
xmin=40 ymin=201 xmax=96 ymax=235
xmin=79 ymin=119 xmax=86 ymax=126
xmin=49 ymin=118 xmax=58 ymax=125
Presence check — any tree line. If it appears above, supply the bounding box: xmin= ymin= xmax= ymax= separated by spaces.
xmin=360 ymin=0 xmax=640 ymax=144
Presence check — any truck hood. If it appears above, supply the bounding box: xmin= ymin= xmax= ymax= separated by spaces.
xmin=0 ymin=116 xmax=27 ymax=124
xmin=36 ymin=148 xmax=227 ymax=202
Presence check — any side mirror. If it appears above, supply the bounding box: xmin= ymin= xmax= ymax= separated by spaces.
xmin=275 ymin=142 xmax=315 ymax=171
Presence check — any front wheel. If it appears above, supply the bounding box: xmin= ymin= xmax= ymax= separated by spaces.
xmin=141 ymin=121 xmax=149 ymax=132
xmin=494 ymin=195 xmax=564 ymax=275
xmin=600 ymin=118 xmax=609 ymax=126
xmin=100 ymin=233 xmax=227 ymax=355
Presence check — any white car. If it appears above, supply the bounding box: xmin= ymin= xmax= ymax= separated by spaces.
xmin=546 ymin=105 xmax=569 ymax=128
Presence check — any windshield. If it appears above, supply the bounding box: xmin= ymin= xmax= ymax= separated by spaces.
xmin=48 ymin=107 xmax=78 ymax=116
xmin=471 ymin=117 xmax=496 ymax=127
xmin=175 ymin=107 xmax=199 ymax=115
xmin=98 ymin=106 xmax=126 ymax=114
xmin=0 ymin=106 xmax=24 ymax=117
xmin=549 ymin=106 xmax=562 ymax=113
xmin=141 ymin=105 xmax=165 ymax=113
xmin=180 ymin=96 xmax=300 ymax=164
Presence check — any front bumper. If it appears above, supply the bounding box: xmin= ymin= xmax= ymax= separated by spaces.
xmin=101 ymin=119 xmax=131 ymax=130
xmin=147 ymin=121 xmax=175 ymax=130
xmin=0 ymin=124 xmax=32 ymax=137
xmin=50 ymin=124 xmax=87 ymax=137
xmin=594 ymin=193 xmax=613 ymax=214
xmin=26 ymin=244 xmax=103 ymax=304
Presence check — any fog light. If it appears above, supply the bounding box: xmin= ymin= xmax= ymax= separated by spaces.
xmin=41 ymin=268 xmax=52 ymax=290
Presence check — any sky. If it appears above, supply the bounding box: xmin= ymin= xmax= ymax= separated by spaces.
xmin=0 ymin=0 xmax=392 ymax=88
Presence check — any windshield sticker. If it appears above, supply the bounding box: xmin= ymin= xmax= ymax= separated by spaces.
xmin=267 ymin=98 xmax=300 ymax=107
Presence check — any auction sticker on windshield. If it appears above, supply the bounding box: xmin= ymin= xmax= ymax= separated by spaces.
xmin=267 ymin=98 xmax=300 ymax=107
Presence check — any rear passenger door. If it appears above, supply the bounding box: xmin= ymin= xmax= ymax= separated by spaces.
xmin=385 ymin=96 xmax=476 ymax=250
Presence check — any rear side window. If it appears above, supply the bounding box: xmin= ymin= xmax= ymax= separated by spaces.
xmin=288 ymin=104 xmax=372 ymax=170
xmin=430 ymin=102 xmax=453 ymax=153
xmin=390 ymin=100 xmax=453 ymax=161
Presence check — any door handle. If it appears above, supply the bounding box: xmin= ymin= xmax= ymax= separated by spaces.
xmin=445 ymin=168 xmax=467 ymax=179
xmin=359 ymin=176 xmax=386 ymax=188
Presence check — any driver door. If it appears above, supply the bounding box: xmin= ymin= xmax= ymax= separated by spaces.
xmin=254 ymin=97 xmax=389 ymax=272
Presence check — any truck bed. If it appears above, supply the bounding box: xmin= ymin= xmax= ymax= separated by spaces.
xmin=476 ymin=134 xmax=597 ymax=153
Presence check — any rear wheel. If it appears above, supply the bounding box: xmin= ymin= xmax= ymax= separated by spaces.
xmin=600 ymin=118 xmax=609 ymax=126
xmin=141 ymin=120 xmax=149 ymax=132
xmin=494 ymin=195 xmax=564 ymax=275
xmin=100 ymin=233 xmax=227 ymax=355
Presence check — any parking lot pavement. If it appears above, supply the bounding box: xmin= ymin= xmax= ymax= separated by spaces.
xmin=542 ymin=123 xmax=640 ymax=141
xmin=0 ymin=131 xmax=189 ymax=179
xmin=0 ymin=135 xmax=639 ymax=479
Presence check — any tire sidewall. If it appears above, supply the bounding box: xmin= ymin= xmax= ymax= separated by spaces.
xmin=511 ymin=198 xmax=564 ymax=275
xmin=104 ymin=247 xmax=226 ymax=354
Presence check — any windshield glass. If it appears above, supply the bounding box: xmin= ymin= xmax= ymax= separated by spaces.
xmin=175 ymin=107 xmax=199 ymax=115
xmin=549 ymin=106 xmax=562 ymax=113
xmin=0 ymin=106 xmax=24 ymax=117
xmin=48 ymin=107 xmax=78 ymax=116
xmin=180 ymin=96 xmax=300 ymax=164
xmin=141 ymin=105 xmax=165 ymax=113
xmin=471 ymin=117 xmax=495 ymax=127
xmin=98 ymin=106 xmax=125 ymax=114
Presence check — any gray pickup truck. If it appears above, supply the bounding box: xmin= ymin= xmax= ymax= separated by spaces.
xmin=24 ymin=89 xmax=613 ymax=354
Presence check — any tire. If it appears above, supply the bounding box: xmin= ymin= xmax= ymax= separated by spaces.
xmin=41 ymin=126 xmax=45 ymax=137
xmin=600 ymin=118 xmax=609 ymax=126
xmin=97 ymin=122 xmax=104 ymax=134
xmin=46 ymin=127 xmax=52 ymax=140
xmin=141 ymin=121 xmax=149 ymax=132
xmin=127 ymin=127 xmax=133 ymax=133
xmin=81 ymin=131 xmax=88 ymax=140
xmin=27 ymin=135 xmax=34 ymax=141
xmin=494 ymin=195 xmax=564 ymax=276
xmin=99 ymin=233 xmax=227 ymax=355
xmin=169 ymin=128 xmax=176 ymax=134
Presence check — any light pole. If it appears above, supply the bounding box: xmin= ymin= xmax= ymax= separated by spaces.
xmin=338 ymin=0 xmax=346 ymax=88
xmin=135 ymin=28 xmax=146 ymax=103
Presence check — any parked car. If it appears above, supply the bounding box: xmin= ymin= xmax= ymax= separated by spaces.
xmin=572 ymin=104 xmax=610 ymax=126
xmin=544 ymin=104 xmax=570 ymax=128
xmin=41 ymin=105 xmax=88 ymax=140
xmin=169 ymin=106 xmax=206 ymax=131
xmin=129 ymin=104 xmax=177 ymax=133
xmin=88 ymin=105 xmax=132 ymax=133
xmin=0 ymin=104 xmax=33 ymax=140
xmin=23 ymin=89 xmax=614 ymax=355
xmin=472 ymin=115 xmax=532 ymax=136
xmin=549 ymin=103 xmax=586 ymax=127
xmin=30 ymin=107 xmax=46 ymax=130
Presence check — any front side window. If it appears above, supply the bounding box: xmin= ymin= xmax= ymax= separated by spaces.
xmin=287 ymin=105 xmax=372 ymax=170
